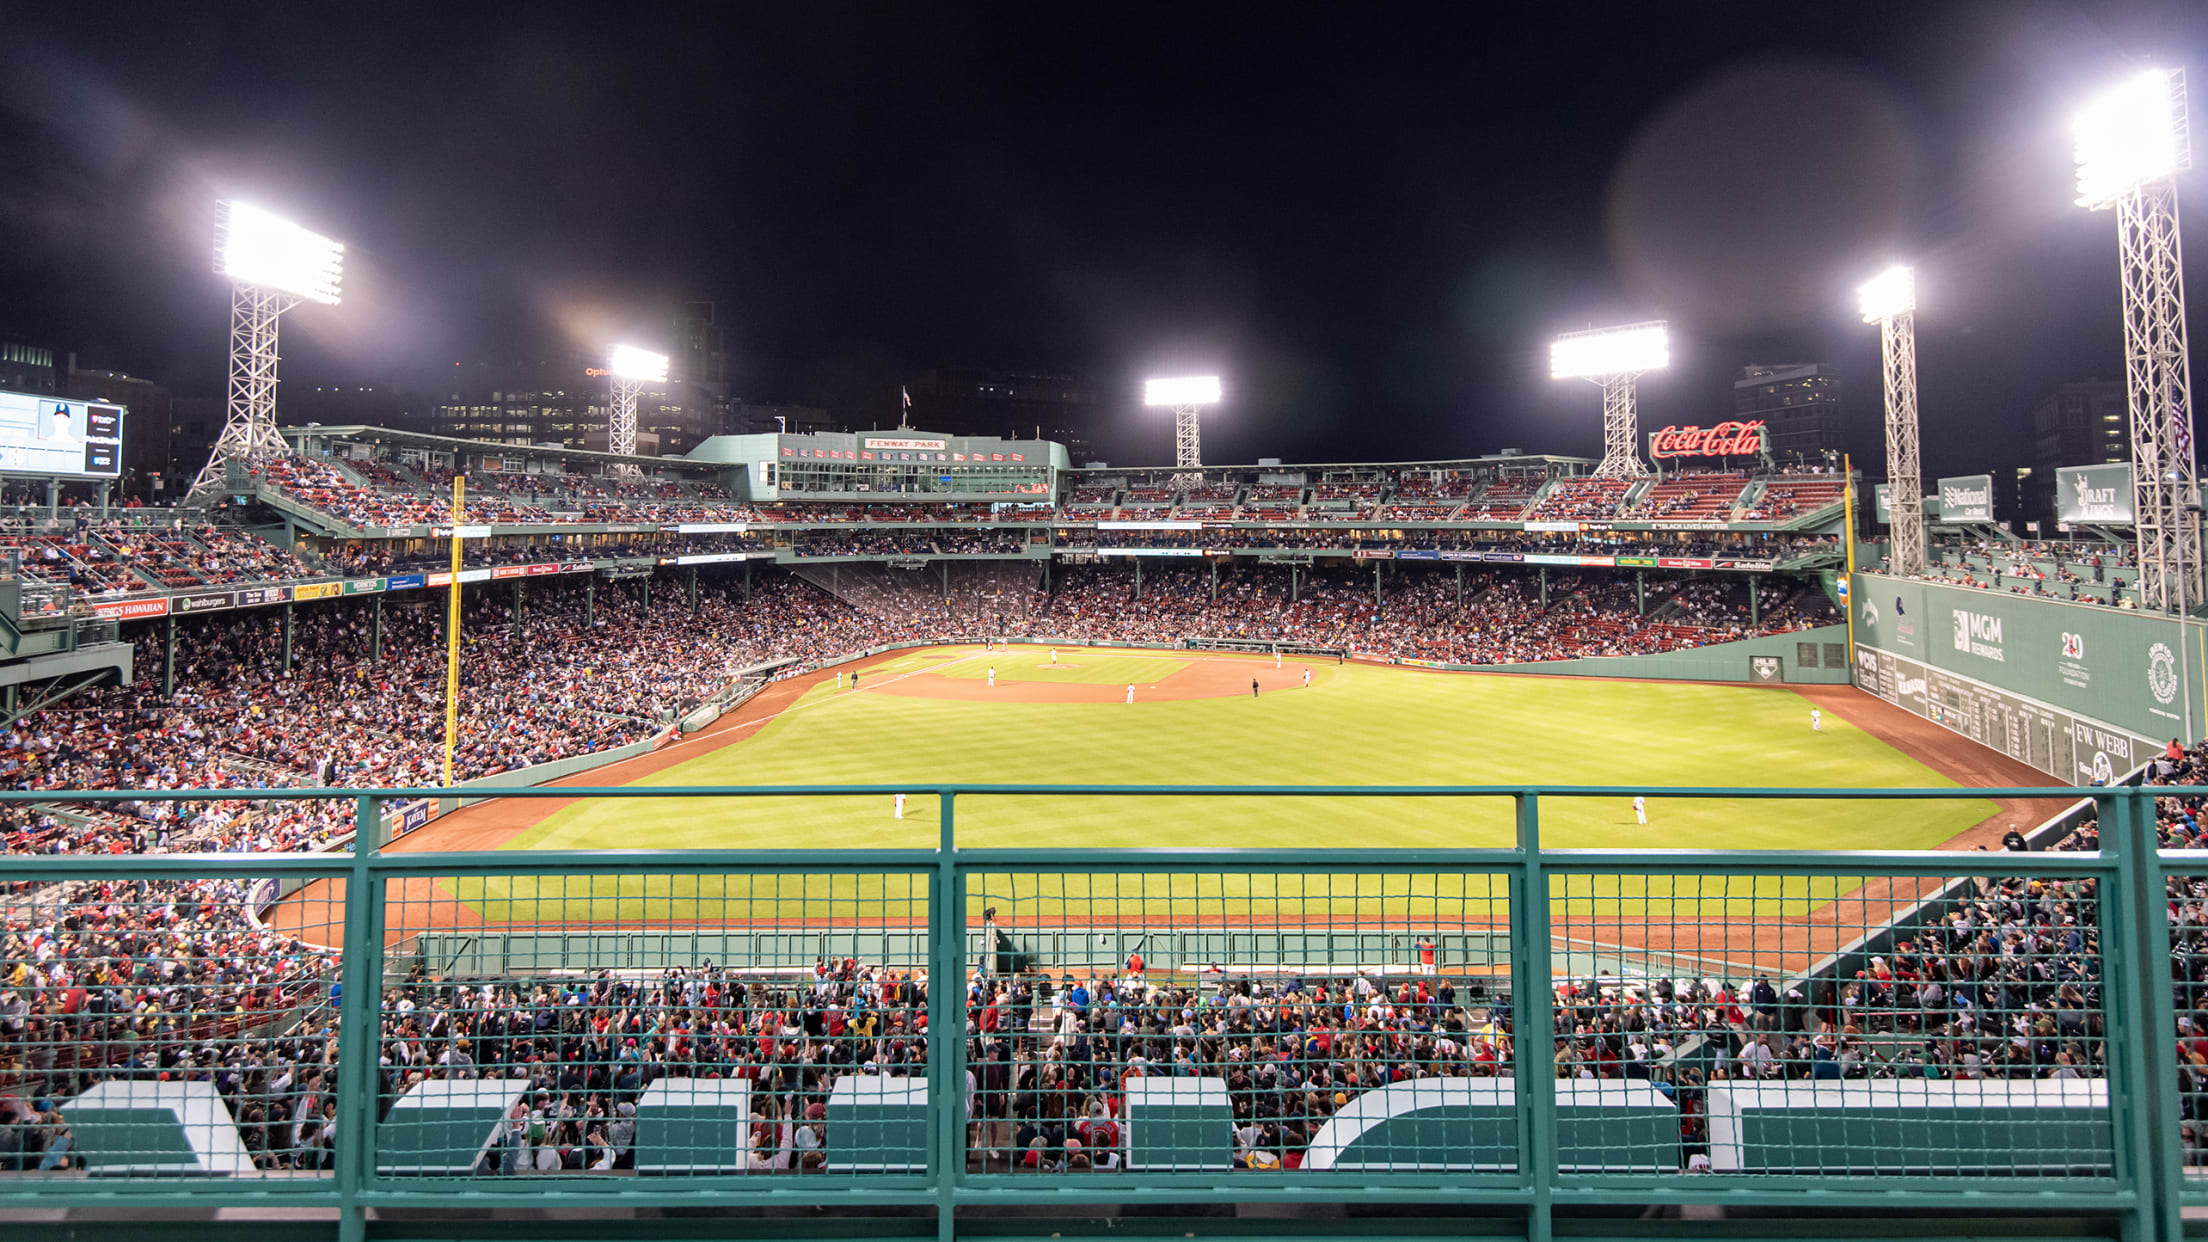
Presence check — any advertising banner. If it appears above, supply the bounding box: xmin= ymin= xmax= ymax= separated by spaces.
xmin=1482 ymin=551 xmax=1525 ymax=563
xmin=1524 ymin=521 xmax=1580 ymax=533
xmin=1353 ymin=549 xmax=1395 ymax=560
xmin=1397 ymin=549 xmax=1440 ymax=560
xmin=490 ymin=566 xmax=525 ymax=580
xmin=1874 ymin=483 xmax=1891 ymax=524
xmin=171 ymin=590 xmax=236 ymax=616
xmin=2055 ymin=463 xmax=2134 ymax=525
xmin=234 ymin=585 xmax=293 ymax=607
xmin=1934 ymin=475 xmax=1994 ymax=524
xmin=1098 ymin=520 xmax=1202 ymax=531
xmin=1440 ymin=550 xmax=1483 ymax=562
xmin=385 ymin=573 xmax=426 ymax=590
xmin=1657 ymin=558 xmax=1715 ymax=570
xmin=292 ymin=582 xmax=342 ymax=601
xmin=673 ymin=522 xmax=751 ymax=534
xmin=1614 ymin=556 xmax=1659 ymax=567
xmin=1098 ymin=547 xmax=1206 ymax=557
xmin=343 ymin=578 xmax=385 ymax=595
xmin=91 ymin=596 xmax=171 ymax=620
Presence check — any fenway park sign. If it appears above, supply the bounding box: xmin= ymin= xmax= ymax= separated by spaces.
xmin=1648 ymin=420 xmax=1767 ymax=459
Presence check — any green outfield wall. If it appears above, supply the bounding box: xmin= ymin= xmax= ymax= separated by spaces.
xmin=1458 ymin=624 xmax=1851 ymax=684
xmin=1850 ymin=572 xmax=2206 ymax=782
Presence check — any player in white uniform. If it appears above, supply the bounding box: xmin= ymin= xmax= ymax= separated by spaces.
xmin=893 ymin=792 xmax=906 ymax=820
xmin=1302 ymin=668 xmax=1311 ymax=688
xmin=1811 ymin=709 xmax=1822 ymax=732
xmin=1633 ymin=796 xmax=1647 ymax=826
xmin=987 ymin=667 xmax=996 ymax=688
xmin=1125 ymin=683 xmax=1134 ymax=704
xmin=1274 ymin=648 xmax=1281 ymax=669
xmin=1050 ymin=648 xmax=1058 ymax=664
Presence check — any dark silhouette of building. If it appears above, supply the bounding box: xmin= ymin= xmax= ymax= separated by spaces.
xmin=1733 ymin=363 xmax=1844 ymax=463
xmin=903 ymin=368 xmax=1098 ymax=462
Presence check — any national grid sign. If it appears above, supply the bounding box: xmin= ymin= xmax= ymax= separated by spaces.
xmin=1852 ymin=572 xmax=2187 ymax=782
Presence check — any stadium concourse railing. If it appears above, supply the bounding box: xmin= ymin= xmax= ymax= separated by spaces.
xmin=0 ymin=783 xmax=2195 ymax=1242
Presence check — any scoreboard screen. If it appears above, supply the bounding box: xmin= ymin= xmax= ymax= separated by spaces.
xmin=0 ymin=389 xmax=124 ymax=477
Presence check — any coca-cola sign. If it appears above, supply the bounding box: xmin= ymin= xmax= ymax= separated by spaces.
xmin=1648 ymin=420 xmax=1767 ymax=459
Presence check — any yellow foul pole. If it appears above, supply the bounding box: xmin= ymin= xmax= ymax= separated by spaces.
xmin=443 ymin=476 xmax=464 ymax=787
xmin=1841 ymin=453 xmax=1858 ymax=668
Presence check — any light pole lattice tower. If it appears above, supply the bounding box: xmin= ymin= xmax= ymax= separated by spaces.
xmin=1860 ymin=266 xmax=1925 ymax=575
xmin=2076 ymin=67 xmax=2198 ymax=614
xmin=1551 ymin=321 xmax=1668 ymax=478
xmin=1142 ymin=376 xmax=1221 ymax=491
xmin=190 ymin=203 xmax=343 ymax=499
xmin=605 ymin=345 xmax=668 ymax=474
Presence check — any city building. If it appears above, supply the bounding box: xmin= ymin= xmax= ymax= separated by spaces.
xmin=167 ymin=396 xmax=222 ymax=495
xmin=903 ymin=368 xmax=1099 ymax=462
xmin=64 ymin=358 xmax=172 ymax=498
xmin=2025 ymin=379 xmax=2127 ymax=528
xmin=729 ymin=400 xmax=834 ymax=436
xmin=432 ymin=357 xmax=722 ymax=456
xmin=287 ymin=381 xmax=424 ymax=432
xmin=0 ymin=335 xmax=59 ymax=395
xmin=1733 ymin=363 xmax=1844 ymax=463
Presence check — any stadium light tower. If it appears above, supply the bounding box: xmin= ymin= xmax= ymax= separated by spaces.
xmin=2073 ymin=66 xmax=2197 ymax=614
xmin=605 ymin=344 xmax=668 ymax=466
xmin=1143 ymin=375 xmax=1221 ymax=489
xmin=1551 ymin=321 xmax=1668 ymax=477
xmin=190 ymin=202 xmax=344 ymax=498
xmin=1859 ymin=265 xmax=1925 ymax=575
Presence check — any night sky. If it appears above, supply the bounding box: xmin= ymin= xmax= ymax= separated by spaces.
xmin=2 ymin=3 xmax=2205 ymax=471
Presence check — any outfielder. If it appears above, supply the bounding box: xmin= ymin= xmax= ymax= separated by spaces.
xmin=893 ymin=792 xmax=906 ymax=820
xmin=1633 ymin=795 xmax=1648 ymax=826
xmin=1302 ymin=667 xmax=1311 ymax=688
xmin=1811 ymin=709 xmax=1822 ymax=732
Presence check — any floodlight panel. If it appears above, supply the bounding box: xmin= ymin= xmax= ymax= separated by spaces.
xmin=608 ymin=345 xmax=669 ymax=383
xmin=2073 ymin=67 xmax=2185 ymax=208
xmin=1143 ymin=376 xmax=1222 ymax=406
xmin=1550 ymin=322 xmax=1669 ymax=378
xmin=216 ymin=202 xmax=344 ymax=304
xmin=1858 ymin=265 xmax=1916 ymax=322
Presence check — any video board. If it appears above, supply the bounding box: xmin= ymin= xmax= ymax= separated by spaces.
xmin=0 ymin=389 xmax=123 ymax=477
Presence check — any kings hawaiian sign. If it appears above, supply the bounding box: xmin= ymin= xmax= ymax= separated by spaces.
xmin=1648 ymin=420 xmax=1767 ymax=459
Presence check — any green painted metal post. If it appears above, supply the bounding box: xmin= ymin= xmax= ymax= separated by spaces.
xmin=1750 ymin=573 xmax=1761 ymax=627
xmin=585 ymin=575 xmax=596 ymax=626
xmin=689 ymin=566 xmax=700 ymax=613
xmin=743 ymin=558 xmax=752 ymax=603
xmin=1210 ymin=557 xmax=1218 ymax=600
xmin=2112 ymin=786 xmax=2182 ymax=1242
xmin=942 ymin=559 xmax=950 ymax=600
xmin=1540 ymin=566 xmax=1549 ymax=608
xmin=513 ymin=577 xmax=524 ymax=634
xmin=1135 ymin=556 xmax=1143 ymax=598
xmin=930 ymin=791 xmax=963 ymax=1241
xmin=282 ymin=601 xmax=295 ymax=674
xmin=162 ymin=616 xmax=176 ymax=699
xmin=335 ymin=794 xmax=385 ymax=1242
xmin=641 ymin=576 xmax=650 ymax=612
xmin=1636 ymin=570 xmax=1646 ymax=616
xmin=1292 ymin=564 xmax=1300 ymax=603
xmin=1512 ymin=791 xmax=1555 ymax=1242
xmin=1374 ymin=560 xmax=1382 ymax=608
xmin=1457 ymin=561 xmax=1464 ymax=606
xmin=371 ymin=593 xmax=383 ymax=662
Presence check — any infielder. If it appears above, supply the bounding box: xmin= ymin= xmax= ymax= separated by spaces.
xmin=1811 ymin=709 xmax=1822 ymax=732
xmin=1302 ymin=667 xmax=1311 ymax=688
xmin=987 ymin=667 xmax=996 ymax=688
xmin=1633 ymin=795 xmax=1648 ymax=826
xmin=1126 ymin=683 xmax=1134 ymax=704
xmin=1273 ymin=648 xmax=1281 ymax=669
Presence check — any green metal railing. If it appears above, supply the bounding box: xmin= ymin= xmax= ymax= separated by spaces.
xmin=0 ymin=782 xmax=2195 ymax=1242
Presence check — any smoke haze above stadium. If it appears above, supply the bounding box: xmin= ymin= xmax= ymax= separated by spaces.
xmin=0 ymin=3 xmax=2203 ymax=472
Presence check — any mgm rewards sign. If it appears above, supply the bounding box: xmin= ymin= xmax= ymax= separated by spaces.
xmin=1853 ymin=572 xmax=2196 ymax=783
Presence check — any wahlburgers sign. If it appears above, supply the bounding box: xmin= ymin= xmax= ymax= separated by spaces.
xmin=1935 ymin=474 xmax=1993 ymax=524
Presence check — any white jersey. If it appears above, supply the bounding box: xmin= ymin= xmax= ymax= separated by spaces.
xmin=893 ymin=793 xmax=906 ymax=820
xmin=1811 ymin=709 xmax=1822 ymax=731
xmin=987 ymin=668 xmax=996 ymax=686
xmin=1633 ymin=796 xmax=1648 ymax=825
xmin=1126 ymin=684 xmax=1134 ymax=704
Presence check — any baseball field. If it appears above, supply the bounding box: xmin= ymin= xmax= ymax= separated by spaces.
xmin=341 ymin=644 xmax=2058 ymax=928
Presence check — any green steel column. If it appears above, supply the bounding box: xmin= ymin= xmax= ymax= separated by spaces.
xmin=1210 ymin=557 xmax=1218 ymax=600
xmin=641 ymin=576 xmax=650 ymax=612
xmin=371 ymin=595 xmax=383 ymax=663
xmin=1292 ymin=564 xmax=1300 ymax=603
xmin=513 ymin=578 xmax=524 ymax=634
xmin=1636 ymin=570 xmax=1646 ymax=616
xmin=942 ymin=559 xmax=950 ymax=600
xmin=1457 ymin=562 xmax=1464 ymax=606
xmin=2113 ymin=786 xmax=2183 ymax=1242
xmin=282 ymin=602 xmax=295 ymax=674
xmin=585 ymin=576 xmax=596 ymax=627
xmin=929 ymin=792 xmax=963 ymax=1240
xmin=1135 ymin=557 xmax=1142 ymax=598
xmin=1539 ymin=566 xmax=1549 ymax=608
xmin=743 ymin=558 xmax=752 ymax=603
xmin=1374 ymin=560 xmax=1382 ymax=609
xmin=44 ymin=479 xmax=56 ymax=522
xmin=334 ymin=794 xmax=387 ymax=1242
xmin=689 ymin=566 xmax=700 ymax=613
xmin=1511 ymin=791 xmax=1556 ymax=1242
xmin=1749 ymin=573 xmax=1760 ymax=627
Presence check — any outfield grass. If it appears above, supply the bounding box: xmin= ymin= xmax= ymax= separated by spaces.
xmin=458 ymin=647 xmax=1997 ymax=922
